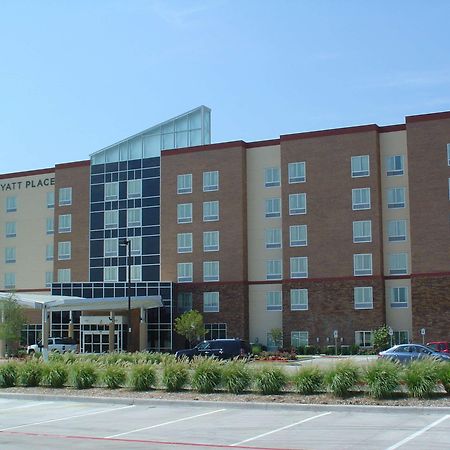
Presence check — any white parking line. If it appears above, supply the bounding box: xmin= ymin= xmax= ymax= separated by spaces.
xmin=105 ymin=408 xmax=227 ymax=439
xmin=385 ymin=414 xmax=450 ymax=450
xmin=0 ymin=404 xmax=135 ymax=432
xmin=0 ymin=401 xmax=54 ymax=412
xmin=231 ymin=411 xmax=332 ymax=446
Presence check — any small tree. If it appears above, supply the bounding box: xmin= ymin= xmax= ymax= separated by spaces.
xmin=269 ymin=328 xmax=283 ymax=350
xmin=372 ymin=325 xmax=390 ymax=353
xmin=174 ymin=310 xmax=206 ymax=348
xmin=0 ymin=294 xmax=27 ymax=357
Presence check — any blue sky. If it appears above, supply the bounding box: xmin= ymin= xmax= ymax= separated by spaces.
xmin=1 ymin=0 xmax=450 ymax=174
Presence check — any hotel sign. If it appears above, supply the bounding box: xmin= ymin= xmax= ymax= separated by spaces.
xmin=0 ymin=177 xmax=55 ymax=192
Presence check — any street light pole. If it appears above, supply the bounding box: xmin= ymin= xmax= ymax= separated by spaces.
xmin=120 ymin=239 xmax=132 ymax=352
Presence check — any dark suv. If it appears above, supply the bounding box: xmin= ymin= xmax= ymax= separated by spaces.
xmin=175 ymin=339 xmax=250 ymax=360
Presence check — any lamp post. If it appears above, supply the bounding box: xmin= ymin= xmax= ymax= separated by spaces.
xmin=120 ymin=239 xmax=132 ymax=352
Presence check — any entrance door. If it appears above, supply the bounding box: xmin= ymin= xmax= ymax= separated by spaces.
xmin=80 ymin=324 xmax=123 ymax=353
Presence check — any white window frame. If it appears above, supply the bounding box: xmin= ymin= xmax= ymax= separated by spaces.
xmin=45 ymin=271 xmax=53 ymax=288
xmin=388 ymin=220 xmax=407 ymax=242
xmin=6 ymin=196 xmax=17 ymax=212
xmin=58 ymin=214 xmax=72 ymax=233
xmin=353 ymin=220 xmax=372 ymax=243
xmin=203 ymin=171 xmax=219 ymax=192
xmin=288 ymin=162 xmax=306 ymax=183
xmin=177 ymin=292 xmax=193 ymax=313
xmin=447 ymin=143 xmax=450 ymax=166
xmin=46 ymin=244 xmax=54 ymax=261
xmin=387 ymin=187 xmax=406 ymax=209
xmin=203 ymin=201 xmax=219 ymax=222
xmin=57 ymin=268 xmax=71 ymax=283
xmin=265 ymin=228 xmax=282 ymax=249
xmin=291 ymin=331 xmax=309 ymax=347
xmin=354 ymin=287 xmax=373 ymax=309
xmin=289 ymin=224 xmax=307 ymax=247
xmin=46 ymin=217 xmax=54 ymax=235
xmin=203 ymin=261 xmax=219 ymax=282
xmin=352 ymin=188 xmax=371 ymax=210
xmin=177 ymin=262 xmax=193 ymax=283
xmin=353 ymin=253 xmax=372 ymax=276
xmin=105 ymin=182 xmax=119 ymax=201
xmin=386 ymin=155 xmax=404 ymax=176
xmin=177 ymin=203 xmax=192 ymax=224
xmin=130 ymin=236 xmax=141 ymax=256
xmin=104 ymin=267 xmax=118 ymax=282
xmin=266 ymin=260 xmax=282 ymax=280
xmin=5 ymin=247 xmax=16 ymax=264
xmin=47 ymin=191 xmax=55 ymax=208
xmin=290 ymin=289 xmax=308 ymax=311
xmin=266 ymin=291 xmax=282 ymax=311
xmin=177 ymin=174 xmax=192 ymax=194
xmin=289 ymin=193 xmax=307 ymax=215
xmin=127 ymin=179 xmax=142 ymax=199
xmin=6 ymin=222 xmax=16 ymax=238
xmin=127 ymin=208 xmax=142 ymax=227
xmin=389 ymin=253 xmax=408 ymax=275
xmin=355 ymin=330 xmax=373 ymax=347
xmin=4 ymin=272 xmax=16 ymax=289
xmin=104 ymin=210 xmax=118 ymax=229
xmin=177 ymin=233 xmax=193 ymax=253
xmin=131 ymin=265 xmax=142 ymax=282
xmin=393 ymin=330 xmax=409 ymax=345
xmin=59 ymin=187 xmax=72 ymax=206
xmin=391 ymin=286 xmax=408 ymax=308
xmin=290 ymin=256 xmax=308 ymax=278
xmin=351 ymin=155 xmax=370 ymax=177
xmin=58 ymin=241 xmax=71 ymax=261
xmin=203 ymin=231 xmax=219 ymax=252
xmin=265 ymin=198 xmax=281 ymax=218
xmin=104 ymin=238 xmax=118 ymax=257
xmin=264 ymin=167 xmax=281 ymax=187
xmin=203 ymin=292 xmax=219 ymax=312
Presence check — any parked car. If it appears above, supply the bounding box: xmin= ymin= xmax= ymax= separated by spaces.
xmin=426 ymin=341 xmax=450 ymax=354
xmin=27 ymin=337 xmax=78 ymax=354
xmin=378 ymin=344 xmax=450 ymax=363
xmin=175 ymin=339 xmax=251 ymax=360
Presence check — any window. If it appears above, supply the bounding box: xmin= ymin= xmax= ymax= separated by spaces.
xmin=290 ymin=289 xmax=308 ymax=311
xmin=352 ymin=188 xmax=371 ymax=210
xmin=104 ymin=267 xmax=118 ymax=282
xmin=387 ymin=187 xmax=406 ymax=208
xmin=47 ymin=191 xmax=55 ymax=208
xmin=203 ymin=292 xmax=219 ymax=312
xmin=265 ymin=228 xmax=282 ymax=249
xmin=104 ymin=238 xmax=118 ymax=257
xmin=291 ymin=331 xmax=309 ymax=347
xmin=177 ymin=233 xmax=193 ymax=253
xmin=448 ymin=179 xmax=450 ymax=200
xmin=105 ymin=182 xmax=119 ymax=201
xmin=6 ymin=196 xmax=17 ymax=212
xmin=58 ymin=214 xmax=72 ymax=233
xmin=290 ymin=225 xmax=307 ymax=247
xmin=4 ymin=272 xmax=15 ymax=289
xmin=177 ymin=203 xmax=192 ymax=224
xmin=127 ymin=208 xmax=141 ymax=227
xmin=265 ymin=198 xmax=281 ymax=218
xmin=388 ymin=220 xmax=407 ymax=242
xmin=205 ymin=323 xmax=227 ymax=339
xmin=177 ymin=174 xmax=192 ymax=194
xmin=353 ymin=220 xmax=372 ymax=243
xmin=266 ymin=291 xmax=282 ymax=311
xmin=354 ymin=287 xmax=373 ymax=309
xmin=177 ymin=263 xmax=193 ymax=282
xmin=203 ymin=231 xmax=219 ymax=252
xmin=290 ymin=256 xmax=308 ymax=278
xmin=58 ymin=241 xmax=71 ymax=260
xmin=389 ymin=253 xmax=408 ymax=275
xmin=353 ymin=253 xmax=372 ymax=276
xmin=6 ymin=222 xmax=16 ymax=238
xmin=203 ymin=171 xmax=219 ymax=192
xmin=447 ymin=144 xmax=450 ymax=166
xmin=177 ymin=292 xmax=193 ymax=313
xmin=351 ymin=155 xmax=369 ymax=177
xmin=57 ymin=268 xmax=71 ymax=283
xmin=5 ymin=247 xmax=16 ymax=263
xmin=104 ymin=210 xmax=119 ymax=229
xmin=128 ymin=179 xmax=142 ymax=198
xmin=265 ymin=167 xmax=280 ymax=187
xmin=203 ymin=201 xmax=219 ymax=221
xmin=131 ymin=265 xmax=141 ymax=281
xmin=266 ymin=260 xmax=282 ymax=280
xmin=288 ymin=162 xmax=306 ymax=183
xmin=46 ymin=244 xmax=54 ymax=261
xmin=45 ymin=271 xmax=53 ymax=288
xmin=386 ymin=155 xmax=404 ymax=176
xmin=203 ymin=261 xmax=219 ymax=282
xmin=289 ymin=193 xmax=306 ymax=215
xmin=46 ymin=217 xmax=54 ymax=235
xmin=355 ymin=331 xmax=372 ymax=347
xmin=129 ymin=236 xmax=141 ymax=256
xmin=393 ymin=330 xmax=409 ymax=345
xmin=59 ymin=187 xmax=72 ymax=206
xmin=391 ymin=287 xmax=408 ymax=308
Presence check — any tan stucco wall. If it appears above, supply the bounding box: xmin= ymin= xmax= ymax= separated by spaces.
xmin=0 ymin=171 xmax=55 ymax=290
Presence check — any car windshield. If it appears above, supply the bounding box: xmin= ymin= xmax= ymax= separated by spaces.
xmin=196 ymin=342 xmax=210 ymax=350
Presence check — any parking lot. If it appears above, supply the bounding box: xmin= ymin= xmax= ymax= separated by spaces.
xmin=0 ymin=396 xmax=449 ymax=449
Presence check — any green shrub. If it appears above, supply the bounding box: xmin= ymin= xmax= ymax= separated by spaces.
xmin=403 ymin=359 xmax=440 ymax=398
xmin=70 ymin=362 xmax=98 ymax=389
xmin=253 ymin=366 xmax=287 ymax=395
xmin=18 ymin=361 xmax=43 ymax=387
xmin=102 ymin=366 xmax=126 ymax=389
xmin=42 ymin=363 xmax=68 ymax=388
xmin=438 ymin=363 xmax=450 ymax=394
xmin=292 ymin=366 xmax=323 ymax=395
xmin=128 ymin=364 xmax=156 ymax=391
xmin=48 ymin=352 xmax=64 ymax=363
xmin=0 ymin=362 xmax=18 ymax=388
xmin=324 ymin=362 xmax=359 ymax=397
xmin=191 ymin=357 xmax=222 ymax=393
xmin=221 ymin=360 xmax=251 ymax=394
xmin=364 ymin=359 xmax=400 ymax=398
xmin=161 ymin=360 xmax=189 ymax=392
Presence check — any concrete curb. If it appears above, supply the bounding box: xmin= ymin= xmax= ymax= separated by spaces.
xmin=1 ymin=392 xmax=449 ymax=414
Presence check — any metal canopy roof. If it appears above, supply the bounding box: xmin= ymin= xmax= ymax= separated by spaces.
xmin=0 ymin=293 xmax=162 ymax=311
